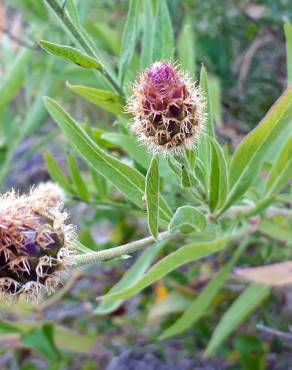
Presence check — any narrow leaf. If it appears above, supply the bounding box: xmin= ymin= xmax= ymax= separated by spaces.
xmin=67 ymin=153 xmax=90 ymax=201
xmin=100 ymin=235 xmax=231 ymax=302
xmin=221 ymin=87 xmax=292 ymax=213
xmin=43 ymin=97 xmax=172 ymax=222
xmin=0 ymin=48 xmax=32 ymax=110
xmin=200 ymin=65 xmax=214 ymax=137
xmin=119 ymin=0 xmax=141 ymax=84
xmin=209 ymin=137 xmax=228 ymax=212
xmin=141 ymin=0 xmax=154 ymax=69
xmin=67 ymin=82 xmax=127 ymax=117
xmin=39 ymin=40 xmax=103 ymax=70
xmin=152 ymin=0 xmax=174 ymax=61
xmin=205 ymin=284 xmax=270 ymax=357
xmin=44 ymin=151 xmax=75 ymax=194
xmin=178 ymin=15 xmax=196 ymax=76
xmin=160 ymin=243 xmax=245 ymax=339
xmin=265 ymin=135 xmax=292 ymax=196
xmin=284 ymin=20 xmax=292 ymax=85
xmin=168 ymin=206 xmax=207 ymax=234
xmin=94 ymin=240 xmax=166 ymax=315
xmin=146 ymin=155 xmax=160 ymax=239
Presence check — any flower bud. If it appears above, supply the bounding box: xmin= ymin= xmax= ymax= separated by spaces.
xmin=0 ymin=182 xmax=75 ymax=301
xmin=127 ymin=61 xmax=206 ymax=155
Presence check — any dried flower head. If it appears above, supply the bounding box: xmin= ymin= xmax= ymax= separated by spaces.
xmin=127 ymin=61 xmax=206 ymax=155
xmin=0 ymin=182 xmax=75 ymax=302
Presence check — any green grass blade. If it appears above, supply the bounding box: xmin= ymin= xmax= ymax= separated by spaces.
xmin=67 ymin=153 xmax=90 ymax=202
xmin=141 ymin=0 xmax=154 ymax=69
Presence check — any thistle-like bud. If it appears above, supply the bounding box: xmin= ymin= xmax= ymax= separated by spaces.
xmin=0 ymin=182 xmax=75 ymax=301
xmin=127 ymin=61 xmax=206 ymax=155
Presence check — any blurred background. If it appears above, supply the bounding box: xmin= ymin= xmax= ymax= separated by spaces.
xmin=0 ymin=0 xmax=291 ymax=369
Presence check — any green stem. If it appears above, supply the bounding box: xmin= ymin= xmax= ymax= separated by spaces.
xmin=44 ymin=0 xmax=124 ymax=96
xmin=70 ymin=230 xmax=175 ymax=267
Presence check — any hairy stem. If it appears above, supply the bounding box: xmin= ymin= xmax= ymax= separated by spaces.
xmin=70 ymin=230 xmax=175 ymax=267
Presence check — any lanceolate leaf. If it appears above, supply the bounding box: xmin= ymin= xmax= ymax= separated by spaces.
xmin=39 ymin=40 xmax=103 ymax=70
xmin=152 ymin=0 xmax=174 ymax=61
xmin=159 ymin=243 xmax=245 ymax=340
xmin=141 ymin=0 xmax=154 ymax=69
xmin=204 ymin=284 xmax=270 ymax=357
xmin=209 ymin=137 xmax=228 ymax=212
xmin=44 ymin=151 xmax=75 ymax=195
xmin=100 ymin=235 xmax=232 ymax=302
xmin=67 ymin=83 xmax=127 ymax=117
xmin=43 ymin=97 xmax=172 ymax=222
xmin=200 ymin=65 xmax=214 ymax=137
xmin=94 ymin=240 xmax=166 ymax=315
xmin=145 ymin=155 xmax=160 ymax=239
xmin=0 ymin=48 xmax=32 ymax=110
xmin=67 ymin=153 xmax=90 ymax=202
xmin=284 ymin=20 xmax=292 ymax=85
xmin=119 ymin=0 xmax=141 ymax=84
xmin=178 ymin=15 xmax=196 ymax=77
xmin=221 ymin=87 xmax=292 ymax=214
xmin=265 ymin=135 xmax=292 ymax=196
xmin=168 ymin=206 xmax=207 ymax=234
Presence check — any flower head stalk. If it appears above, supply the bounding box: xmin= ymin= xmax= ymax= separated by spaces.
xmin=127 ymin=61 xmax=206 ymax=155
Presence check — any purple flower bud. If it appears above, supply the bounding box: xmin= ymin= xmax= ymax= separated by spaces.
xmin=127 ymin=61 xmax=206 ymax=155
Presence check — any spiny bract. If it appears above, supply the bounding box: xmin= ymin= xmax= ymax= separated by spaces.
xmin=127 ymin=61 xmax=206 ymax=155
xmin=0 ymin=182 xmax=76 ymax=302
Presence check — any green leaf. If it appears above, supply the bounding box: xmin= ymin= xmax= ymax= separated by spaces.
xmin=43 ymin=97 xmax=172 ymax=222
xmin=141 ymin=0 xmax=154 ymax=69
xmin=284 ymin=20 xmax=292 ymax=85
xmin=178 ymin=15 xmax=196 ymax=77
xmin=205 ymin=284 xmax=270 ymax=357
xmin=181 ymin=165 xmax=197 ymax=188
xmin=67 ymin=82 xmax=127 ymax=117
xmin=39 ymin=40 xmax=103 ymax=70
xmin=265 ymin=135 xmax=292 ymax=196
xmin=146 ymin=155 xmax=160 ymax=239
xmin=44 ymin=150 xmax=75 ymax=194
xmin=221 ymin=87 xmax=292 ymax=214
xmin=0 ymin=320 xmax=21 ymax=334
xmin=118 ymin=0 xmax=141 ymax=84
xmin=0 ymin=48 xmax=32 ymax=110
xmin=67 ymin=153 xmax=90 ymax=201
xmin=152 ymin=0 xmax=174 ymax=61
xmin=94 ymin=240 xmax=166 ymax=315
xmin=100 ymin=235 xmax=231 ymax=302
xmin=102 ymin=133 xmax=151 ymax=169
xmin=168 ymin=206 xmax=207 ymax=234
xmin=200 ymin=65 xmax=214 ymax=137
xmin=21 ymin=323 xmax=60 ymax=360
xmin=159 ymin=243 xmax=245 ymax=340
xmin=209 ymin=137 xmax=228 ymax=212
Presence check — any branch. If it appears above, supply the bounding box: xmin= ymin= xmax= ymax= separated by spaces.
xmin=70 ymin=230 xmax=175 ymax=267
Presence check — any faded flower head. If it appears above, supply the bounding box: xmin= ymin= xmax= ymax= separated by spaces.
xmin=0 ymin=182 xmax=75 ymax=302
xmin=127 ymin=61 xmax=206 ymax=155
